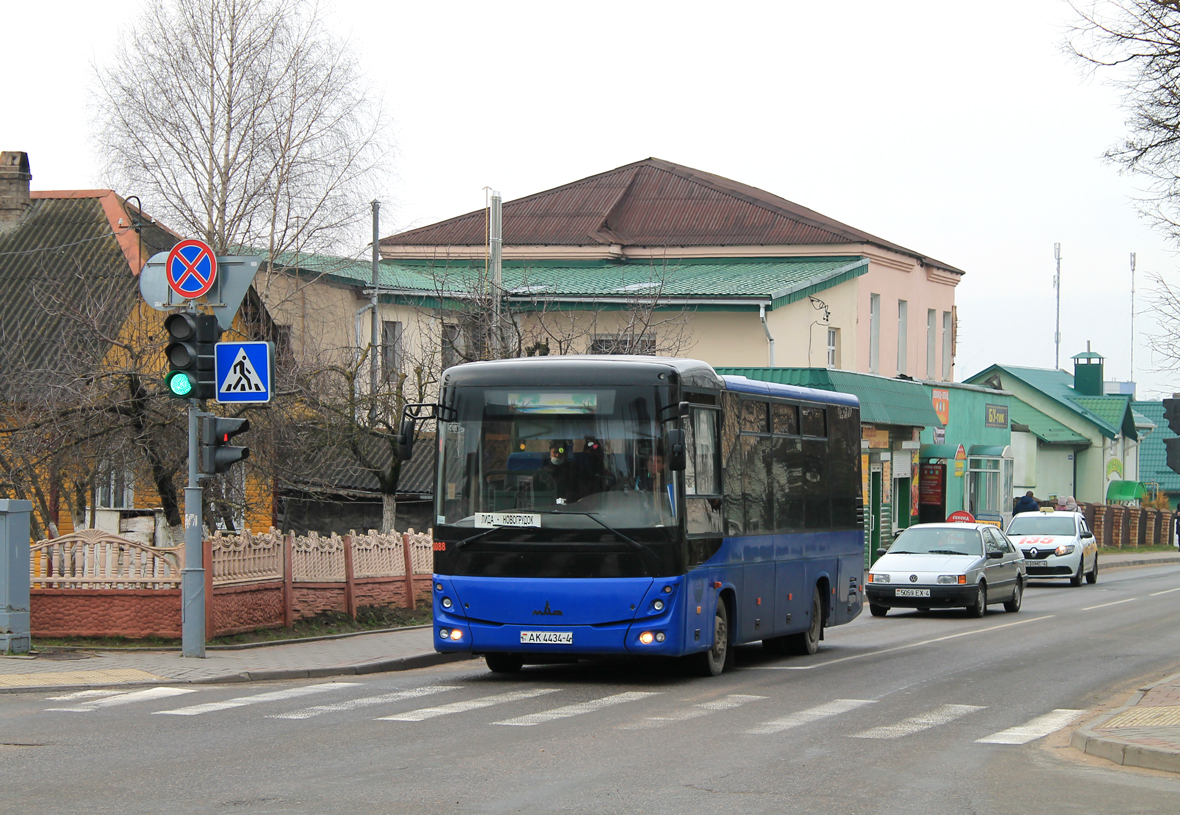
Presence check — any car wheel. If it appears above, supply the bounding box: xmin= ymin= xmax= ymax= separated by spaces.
xmin=485 ymin=653 xmax=524 ymax=674
xmin=1003 ymin=578 xmax=1023 ymax=613
xmin=693 ymin=597 xmax=730 ymax=676
xmin=869 ymin=604 xmax=889 ymax=617
xmin=1087 ymin=554 xmax=1098 ymax=584
xmin=1070 ymin=559 xmax=1084 ymax=587
xmin=787 ymin=588 xmax=824 ymax=655
xmin=968 ymin=582 xmax=987 ymax=618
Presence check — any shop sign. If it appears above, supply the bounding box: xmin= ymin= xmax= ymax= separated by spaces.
xmin=953 ymin=443 xmax=966 ymax=477
xmin=975 ymin=512 xmax=1003 ymax=527
xmin=919 ymin=464 xmax=945 ymax=505
xmin=985 ymin=403 xmax=1009 ymax=429
xmin=862 ymin=426 xmax=891 ymax=449
xmin=932 ymin=389 xmax=950 ymax=425
xmin=947 ymin=509 xmax=976 ymax=523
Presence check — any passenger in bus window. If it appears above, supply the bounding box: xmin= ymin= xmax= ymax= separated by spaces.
xmin=543 ymin=440 xmax=581 ymax=503
xmin=635 ymin=445 xmax=666 ymax=491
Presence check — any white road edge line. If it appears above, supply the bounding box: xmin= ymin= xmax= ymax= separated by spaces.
xmin=976 ymin=709 xmax=1087 ymax=745
xmin=1150 ymin=587 xmax=1180 ymax=596
xmin=753 ymin=615 xmax=1056 ymax=670
xmin=1082 ymin=598 xmax=1135 ymax=611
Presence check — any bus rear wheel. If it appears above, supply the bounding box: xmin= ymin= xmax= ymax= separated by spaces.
xmin=788 ymin=588 xmax=823 ymax=655
xmin=485 ymin=653 xmax=523 ymax=673
xmin=693 ymin=598 xmax=730 ymax=676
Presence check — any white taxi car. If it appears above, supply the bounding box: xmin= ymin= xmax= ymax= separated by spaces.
xmin=866 ymin=523 xmax=1026 ymax=618
xmin=1004 ymin=509 xmax=1097 ymax=587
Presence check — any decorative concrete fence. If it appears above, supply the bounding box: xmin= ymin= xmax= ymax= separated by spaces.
xmin=29 ymin=527 xmax=434 ymax=640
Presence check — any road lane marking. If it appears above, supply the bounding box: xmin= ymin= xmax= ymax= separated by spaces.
xmin=753 ymin=615 xmax=1055 ymax=670
xmin=154 ymin=682 xmax=358 ymax=716
xmin=493 ymin=691 xmax=659 ymax=727
xmin=379 ymin=688 xmax=561 ymax=722
xmin=976 ymin=709 xmax=1086 ymax=744
xmin=271 ymin=686 xmax=460 ymax=720
xmin=745 ymin=699 xmax=874 ymax=735
xmin=1082 ymin=599 xmax=1134 ymax=611
xmin=620 ymin=694 xmax=766 ymax=730
xmin=1150 ymin=587 xmax=1180 ymax=596
xmin=47 ymin=687 xmax=197 ymax=712
xmin=851 ymin=704 xmax=985 ymax=740
xmin=45 ymin=690 xmax=124 ymax=701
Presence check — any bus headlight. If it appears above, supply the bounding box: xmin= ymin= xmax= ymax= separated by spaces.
xmin=639 ymin=631 xmax=655 ymax=645
xmin=441 ymin=597 xmax=453 ymax=609
xmin=449 ymin=629 xmax=463 ymax=641
xmin=439 ymin=628 xmax=450 ymax=639
xmin=655 ymin=632 xmax=666 ymax=643
xmin=653 ymin=599 xmax=665 ymax=611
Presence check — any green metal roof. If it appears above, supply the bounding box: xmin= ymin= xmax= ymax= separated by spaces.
xmin=1132 ymin=401 xmax=1180 ymax=493
xmin=965 ymin=365 xmax=1135 ymax=440
xmin=271 ymin=254 xmax=870 ymax=310
xmin=715 ymin=367 xmax=942 ymax=427
xmin=1008 ymin=401 xmax=1089 ymax=445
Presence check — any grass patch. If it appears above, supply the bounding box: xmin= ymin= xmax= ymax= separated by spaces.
xmin=31 ymin=602 xmax=433 ymax=651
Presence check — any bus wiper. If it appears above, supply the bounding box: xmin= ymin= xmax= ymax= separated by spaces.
xmin=546 ymin=510 xmax=660 ymax=576
xmin=448 ymin=525 xmax=512 ymax=555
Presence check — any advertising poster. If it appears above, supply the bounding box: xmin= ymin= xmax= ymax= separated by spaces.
xmin=910 ymin=450 xmax=920 ymax=516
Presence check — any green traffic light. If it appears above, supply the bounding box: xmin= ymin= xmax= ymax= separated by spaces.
xmin=167 ymin=370 xmax=194 ymax=397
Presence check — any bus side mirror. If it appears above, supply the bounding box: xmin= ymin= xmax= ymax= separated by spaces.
xmin=667 ymin=428 xmax=687 ymax=471
xmin=397 ymin=418 xmax=415 ymax=461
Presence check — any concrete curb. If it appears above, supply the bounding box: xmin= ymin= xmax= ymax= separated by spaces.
xmin=0 ymin=650 xmax=478 ymax=695
xmin=1071 ymin=670 xmax=1180 ymax=773
xmin=1101 ymin=556 xmax=1180 ymax=571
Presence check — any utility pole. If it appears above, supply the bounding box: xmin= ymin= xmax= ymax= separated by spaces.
xmin=490 ymin=190 xmax=503 ymax=358
xmin=370 ymin=200 xmax=380 ymax=425
xmin=1054 ymin=243 xmax=1062 ymax=369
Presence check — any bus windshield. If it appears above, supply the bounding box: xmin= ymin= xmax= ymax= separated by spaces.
xmin=437 ymin=385 xmax=678 ymax=531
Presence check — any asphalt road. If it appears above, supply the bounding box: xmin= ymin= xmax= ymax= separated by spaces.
xmin=5 ymin=565 xmax=1180 ymax=814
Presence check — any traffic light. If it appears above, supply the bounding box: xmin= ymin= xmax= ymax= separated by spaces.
xmin=200 ymin=416 xmax=250 ymax=475
xmin=165 ymin=313 xmax=220 ymax=400
xmin=1164 ymin=396 xmax=1180 ymax=474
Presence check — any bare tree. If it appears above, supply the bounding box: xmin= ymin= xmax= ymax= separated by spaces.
xmin=94 ymin=0 xmax=390 ymax=266
xmin=1069 ymin=1 xmax=1180 ymax=240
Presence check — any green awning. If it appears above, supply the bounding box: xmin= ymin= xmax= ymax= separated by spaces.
xmin=921 ymin=444 xmax=961 ymax=460
xmin=969 ymin=445 xmax=1009 ymax=457
xmin=715 ymin=367 xmax=942 ymax=428
xmin=1106 ymin=481 xmax=1146 ymax=502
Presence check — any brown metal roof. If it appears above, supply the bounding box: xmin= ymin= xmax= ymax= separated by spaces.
xmin=381 ymin=158 xmax=965 ymax=274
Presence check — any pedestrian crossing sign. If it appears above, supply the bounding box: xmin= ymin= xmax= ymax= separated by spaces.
xmin=214 ymin=341 xmax=273 ymax=403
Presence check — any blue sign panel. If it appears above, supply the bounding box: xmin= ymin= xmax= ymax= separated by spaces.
xmin=215 ymin=341 xmax=273 ymax=404
xmin=166 ymin=239 xmax=217 ymax=298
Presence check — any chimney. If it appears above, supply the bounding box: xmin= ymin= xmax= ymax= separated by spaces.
xmin=1072 ymin=345 xmax=1105 ymax=396
xmin=0 ymin=151 xmax=32 ymax=230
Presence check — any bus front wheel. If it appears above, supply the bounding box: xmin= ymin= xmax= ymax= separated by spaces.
xmin=693 ymin=598 xmax=731 ymax=676
xmin=485 ymin=653 xmax=524 ymax=673
xmin=788 ymin=587 xmax=823 ymax=656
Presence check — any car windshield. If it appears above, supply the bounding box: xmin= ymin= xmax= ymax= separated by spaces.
xmin=888 ymin=527 xmax=983 ymax=557
xmin=1007 ymin=515 xmax=1076 ymax=536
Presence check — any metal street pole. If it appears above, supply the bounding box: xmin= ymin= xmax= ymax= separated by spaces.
xmin=370 ymin=201 xmax=380 ymax=425
xmin=181 ymin=398 xmax=205 ymax=657
xmin=1054 ymin=243 xmax=1062 ymax=369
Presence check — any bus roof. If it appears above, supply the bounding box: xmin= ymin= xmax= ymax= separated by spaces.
xmin=721 ymin=374 xmax=860 ymax=407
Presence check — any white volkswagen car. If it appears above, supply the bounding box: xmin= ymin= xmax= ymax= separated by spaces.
xmin=1005 ymin=510 xmax=1097 ymax=586
xmin=866 ymin=523 xmax=1026 ymax=618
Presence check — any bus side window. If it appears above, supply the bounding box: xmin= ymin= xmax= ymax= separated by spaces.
xmin=722 ymin=392 xmax=744 ymax=535
xmin=828 ymin=405 xmax=860 ymax=528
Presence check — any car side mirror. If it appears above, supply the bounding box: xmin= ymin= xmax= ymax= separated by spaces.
xmin=1082 ymin=531 xmax=1094 ymax=539
xmin=875 ymin=548 xmax=889 ymax=558
xmin=987 ymin=549 xmax=1004 ymax=559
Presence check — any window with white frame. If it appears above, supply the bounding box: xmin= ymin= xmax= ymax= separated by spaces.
xmin=927 ymin=308 xmax=937 ymax=378
xmin=95 ymin=464 xmax=134 ymax=509
xmin=587 ymin=334 xmax=656 ymax=355
xmin=869 ymin=293 xmax=881 ymax=373
xmin=827 ymin=327 xmax=839 ymax=368
xmin=897 ymin=299 xmax=908 ymax=376
xmin=382 ymin=320 xmax=404 ymax=382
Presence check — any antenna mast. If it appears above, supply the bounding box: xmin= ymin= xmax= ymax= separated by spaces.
xmin=1054 ymin=243 xmax=1062 ymax=369
xmin=1130 ymin=251 xmax=1137 ymax=388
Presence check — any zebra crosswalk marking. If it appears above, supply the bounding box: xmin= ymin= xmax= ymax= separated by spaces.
xmin=852 ymin=704 xmax=985 ymax=739
xmin=745 ymin=698 xmax=874 ymax=735
xmin=494 ymin=691 xmax=660 ymax=727
xmin=380 ymin=688 xmax=562 ymax=722
xmin=155 ymin=682 xmax=359 ymax=716
xmin=270 ymin=685 xmax=460 ymax=720
xmin=620 ymin=694 xmax=766 ymax=730
xmin=976 ymin=709 xmax=1086 ymax=744
xmin=47 ymin=687 xmax=197 ymax=712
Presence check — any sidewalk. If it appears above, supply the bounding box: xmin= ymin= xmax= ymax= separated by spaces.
xmin=0 ymin=625 xmax=475 ymax=694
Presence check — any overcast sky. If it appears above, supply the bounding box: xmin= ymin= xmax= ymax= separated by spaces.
xmin=8 ymin=0 xmax=1179 ymax=398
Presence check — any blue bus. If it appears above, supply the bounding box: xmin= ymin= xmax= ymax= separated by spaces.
xmin=400 ymin=356 xmax=864 ymax=676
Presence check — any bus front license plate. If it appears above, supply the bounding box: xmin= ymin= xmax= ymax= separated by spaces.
xmin=521 ymin=631 xmax=573 ymax=644
xmin=895 ymin=588 xmax=930 ymax=598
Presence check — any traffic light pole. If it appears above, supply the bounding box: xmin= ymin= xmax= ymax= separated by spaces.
xmin=181 ymin=399 xmax=206 ymax=658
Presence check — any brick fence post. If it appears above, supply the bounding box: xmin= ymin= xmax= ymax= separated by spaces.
xmin=283 ymin=533 xmax=294 ymax=629
xmin=1128 ymin=509 xmax=1142 ymax=549
xmin=204 ymin=538 xmax=214 ymax=640
xmin=343 ymin=534 xmax=356 ymax=620
xmin=1111 ymin=506 xmax=1125 ymax=548
xmin=402 ymin=531 xmax=416 ymax=609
